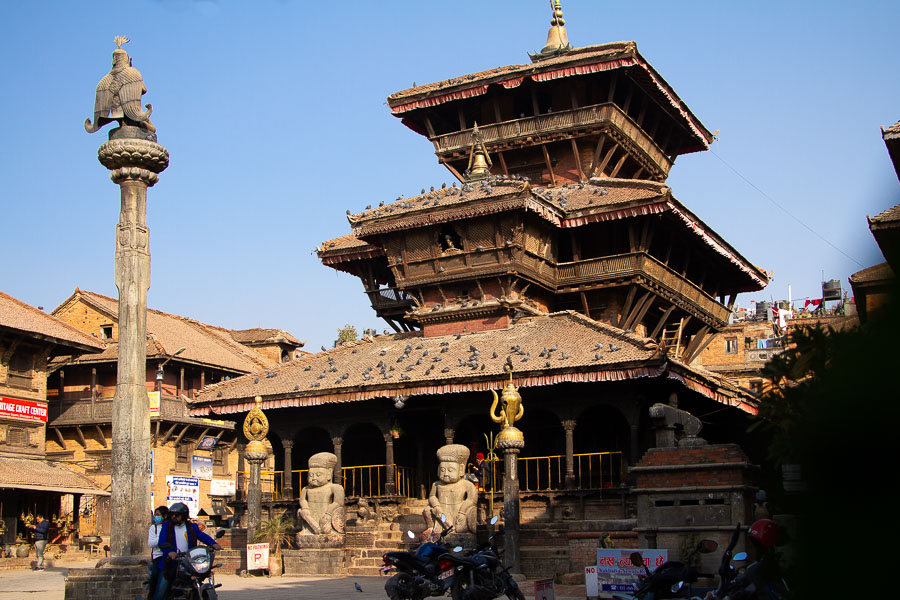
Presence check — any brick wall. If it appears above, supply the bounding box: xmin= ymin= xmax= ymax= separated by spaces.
xmin=633 ymin=445 xmax=753 ymax=489
xmin=423 ymin=315 xmax=510 ymax=337
xmin=53 ymin=299 xmax=117 ymax=341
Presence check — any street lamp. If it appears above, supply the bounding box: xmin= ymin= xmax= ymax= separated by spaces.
xmin=156 ymin=347 xmax=186 ymax=393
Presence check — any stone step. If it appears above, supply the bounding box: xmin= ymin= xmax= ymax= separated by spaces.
xmin=347 ymin=565 xmax=387 ymax=577
xmin=521 ymin=546 xmax=569 ymax=558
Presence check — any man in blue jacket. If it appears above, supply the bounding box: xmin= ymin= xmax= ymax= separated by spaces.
xmin=27 ymin=514 xmax=50 ymax=570
xmin=152 ymin=502 xmax=221 ymax=600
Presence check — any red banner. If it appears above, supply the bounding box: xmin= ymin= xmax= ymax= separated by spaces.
xmin=0 ymin=396 xmax=48 ymax=422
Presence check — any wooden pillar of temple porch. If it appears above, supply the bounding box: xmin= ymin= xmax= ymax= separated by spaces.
xmin=563 ymin=419 xmax=576 ymax=489
xmin=384 ymin=432 xmax=397 ymax=495
xmin=331 ymin=435 xmax=343 ymax=485
xmin=281 ymin=439 xmax=294 ymax=499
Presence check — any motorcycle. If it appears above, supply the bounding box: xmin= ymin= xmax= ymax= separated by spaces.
xmin=383 ymin=514 xmax=459 ymax=600
xmin=710 ymin=524 xmax=789 ymax=600
xmin=163 ymin=529 xmax=225 ymax=600
xmin=612 ymin=538 xmax=718 ymax=600
xmin=442 ymin=517 xmax=525 ymax=600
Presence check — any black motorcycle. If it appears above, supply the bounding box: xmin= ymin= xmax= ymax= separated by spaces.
xmin=383 ymin=515 xmax=459 ymax=600
xmin=612 ymin=538 xmax=718 ymax=600
xmin=443 ymin=517 xmax=525 ymax=600
xmin=711 ymin=524 xmax=789 ymax=600
xmin=164 ymin=530 xmax=225 ymax=600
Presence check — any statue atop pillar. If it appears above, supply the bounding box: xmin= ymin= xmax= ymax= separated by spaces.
xmin=85 ymin=36 xmax=156 ymax=140
xmin=297 ymin=452 xmax=345 ymax=542
xmin=423 ymin=444 xmax=478 ymax=534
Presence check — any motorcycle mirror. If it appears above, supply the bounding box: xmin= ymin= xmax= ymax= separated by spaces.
xmin=699 ymin=539 xmax=718 ymax=553
xmin=453 ymin=546 xmax=463 ymax=553
xmin=407 ymin=530 xmax=415 ymax=539
xmin=671 ymin=582 xmax=684 ymax=593
xmin=733 ymin=552 xmax=748 ymax=561
xmin=489 ymin=516 xmax=499 ymax=525
xmin=629 ymin=552 xmax=643 ymax=567
xmin=440 ymin=514 xmax=447 ymax=524
xmin=215 ymin=529 xmax=226 ymax=539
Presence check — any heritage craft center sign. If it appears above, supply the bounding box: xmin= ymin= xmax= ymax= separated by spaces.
xmin=0 ymin=396 xmax=48 ymax=422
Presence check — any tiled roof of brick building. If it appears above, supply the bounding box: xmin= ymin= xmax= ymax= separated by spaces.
xmin=387 ymin=42 xmax=712 ymax=152
xmin=0 ymin=456 xmax=108 ymax=495
xmin=868 ymin=204 xmax=900 ymax=228
xmin=51 ymin=290 xmax=274 ymax=373
xmin=0 ymin=291 xmax=104 ymax=352
xmin=849 ymin=261 xmax=895 ymax=284
xmin=190 ymin=311 xmax=750 ymax=416
xmin=229 ymin=328 xmax=304 ymax=347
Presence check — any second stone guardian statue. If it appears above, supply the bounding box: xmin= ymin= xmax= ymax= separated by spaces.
xmin=423 ymin=444 xmax=478 ymax=534
xmin=297 ymin=452 xmax=345 ymax=536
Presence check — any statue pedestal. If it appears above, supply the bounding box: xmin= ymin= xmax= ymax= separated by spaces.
xmin=64 ymin=557 xmax=148 ymax=600
xmin=284 ymin=535 xmax=346 ymax=575
xmin=444 ymin=533 xmax=476 ymax=549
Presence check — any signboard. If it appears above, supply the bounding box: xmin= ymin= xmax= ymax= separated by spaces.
xmin=247 ymin=542 xmax=269 ymax=570
xmin=148 ymin=391 xmax=160 ymax=416
xmin=597 ymin=548 xmax=668 ymax=593
xmin=210 ymin=479 xmax=236 ymax=496
xmin=533 ymin=578 xmax=555 ymax=600
xmin=585 ymin=565 xmax=598 ymax=598
xmin=166 ymin=476 xmax=200 ymax=517
xmin=191 ymin=455 xmax=213 ymax=481
xmin=197 ymin=435 xmax=219 ymax=451
xmin=0 ymin=397 xmax=47 ymax=422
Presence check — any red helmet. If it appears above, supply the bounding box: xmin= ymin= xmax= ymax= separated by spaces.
xmin=748 ymin=519 xmax=777 ymax=548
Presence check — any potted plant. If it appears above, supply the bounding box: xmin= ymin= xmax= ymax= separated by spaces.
xmin=253 ymin=514 xmax=295 ymax=577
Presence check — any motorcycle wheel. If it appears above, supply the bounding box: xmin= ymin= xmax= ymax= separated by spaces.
xmin=200 ymin=590 xmax=218 ymax=600
xmin=449 ymin=578 xmax=470 ymax=600
xmin=504 ymin=581 xmax=526 ymax=600
xmin=385 ymin=573 xmax=419 ymax=600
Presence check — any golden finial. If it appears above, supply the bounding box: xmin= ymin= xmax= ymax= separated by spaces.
xmin=242 ymin=396 xmax=269 ymax=442
xmin=532 ymin=0 xmax=571 ymax=60
xmin=114 ymin=36 xmax=130 ymax=49
xmin=465 ymin=122 xmax=493 ymax=181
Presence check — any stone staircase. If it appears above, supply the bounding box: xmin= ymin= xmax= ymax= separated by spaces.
xmin=520 ymin=522 xmax=571 ymax=579
xmin=345 ymin=498 xmax=429 ymax=576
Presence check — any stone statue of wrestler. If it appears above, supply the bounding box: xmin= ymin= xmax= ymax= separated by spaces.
xmin=423 ymin=444 xmax=478 ymax=534
xmin=298 ymin=452 xmax=345 ymax=535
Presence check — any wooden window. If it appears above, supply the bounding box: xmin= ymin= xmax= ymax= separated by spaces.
xmin=100 ymin=325 xmax=113 ymax=340
xmin=86 ymin=451 xmax=111 ymax=472
xmin=176 ymin=443 xmax=190 ymax=464
xmin=7 ymin=350 xmax=34 ymax=389
xmin=749 ymin=380 xmax=763 ymax=394
xmin=7 ymin=427 xmax=27 ymax=446
xmin=725 ymin=337 xmax=738 ymax=354
xmin=213 ymin=447 xmax=228 ymax=475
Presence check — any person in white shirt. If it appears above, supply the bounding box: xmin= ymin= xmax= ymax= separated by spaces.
xmin=146 ymin=506 xmax=168 ymax=599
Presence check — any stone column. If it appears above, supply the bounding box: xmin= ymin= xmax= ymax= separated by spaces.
xmin=99 ymin=132 xmax=168 ymax=558
xmin=384 ymin=433 xmax=396 ymax=496
xmin=282 ymin=439 xmax=294 ymax=500
xmin=562 ymin=419 xmax=576 ymax=489
xmin=331 ymin=435 xmax=343 ymax=485
xmin=498 ymin=438 xmax=524 ymax=572
xmin=245 ymin=449 xmax=267 ymax=545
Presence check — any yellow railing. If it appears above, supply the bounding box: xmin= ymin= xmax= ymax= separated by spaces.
xmin=484 ymin=451 xmax=625 ymax=493
xmin=394 ymin=465 xmax=415 ymax=498
xmin=239 ymin=465 xmax=417 ymax=499
xmin=341 ymin=464 xmax=384 ymax=497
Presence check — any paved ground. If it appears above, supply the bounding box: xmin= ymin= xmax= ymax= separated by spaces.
xmin=0 ymin=560 xmax=587 ymax=599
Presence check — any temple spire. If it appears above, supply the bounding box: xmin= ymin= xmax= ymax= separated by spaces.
xmin=533 ymin=0 xmax=570 ymax=60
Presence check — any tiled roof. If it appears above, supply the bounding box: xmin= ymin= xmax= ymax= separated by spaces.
xmin=0 ymin=456 xmax=108 ymax=495
xmin=0 ymin=291 xmax=104 ymax=352
xmin=189 ymin=311 xmax=749 ymax=416
xmin=52 ymin=291 xmax=273 ymax=373
xmin=849 ymin=261 xmax=895 ymax=284
xmin=884 ymin=120 xmax=900 ymax=139
xmin=321 ymin=176 xmax=767 ymax=289
xmin=387 ymin=41 xmax=712 ymax=150
xmin=230 ymin=328 xmax=304 ymax=347
xmin=868 ymin=204 xmax=900 ymax=228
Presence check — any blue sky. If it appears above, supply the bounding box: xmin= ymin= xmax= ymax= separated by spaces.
xmin=1 ymin=1 xmax=898 ymax=349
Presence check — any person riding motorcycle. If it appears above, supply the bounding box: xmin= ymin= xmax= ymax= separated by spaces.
xmin=151 ymin=503 xmax=221 ymax=600
xmin=706 ymin=519 xmax=789 ymax=600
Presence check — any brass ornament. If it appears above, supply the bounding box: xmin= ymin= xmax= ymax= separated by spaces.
xmin=464 ymin=123 xmax=493 ymax=181
xmin=490 ymin=371 xmax=525 ymax=446
xmin=243 ymin=396 xmax=269 ymax=442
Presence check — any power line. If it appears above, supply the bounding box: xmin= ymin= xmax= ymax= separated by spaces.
xmin=709 ymin=148 xmax=865 ymax=268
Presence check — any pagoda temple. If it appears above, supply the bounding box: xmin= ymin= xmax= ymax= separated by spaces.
xmin=191 ymin=3 xmax=768 ymax=579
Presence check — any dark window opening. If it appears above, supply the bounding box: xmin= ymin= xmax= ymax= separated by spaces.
xmin=654 ymin=499 xmax=675 ymax=507
xmin=100 ymin=325 xmax=113 ymax=340
xmin=725 ymin=337 xmax=738 ymax=354
xmin=439 ymin=226 xmax=462 ymax=252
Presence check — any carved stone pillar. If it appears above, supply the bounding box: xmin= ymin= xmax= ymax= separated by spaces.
xmin=99 ymin=133 xmax=168 ymax=558
xmin=384 ymin=433 xmax=396 ymax=496
xmin=331 ymin=435 xmax=343 ymax=485
xmin=282 ymin=439 xmax=295 ymax=500
xmin=562 ymin=419 xmax=576 ymax=489
xmin=498 ymin=440 xmax=523 ymax=572
xmin=245 ymin=450 xmax=267 ymax=545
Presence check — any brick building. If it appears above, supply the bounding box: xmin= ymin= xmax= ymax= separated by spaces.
xmin=0 ymin=290 xmax=106 ymax=551
xmin=43 ymin=289 xmax=299 ymax=531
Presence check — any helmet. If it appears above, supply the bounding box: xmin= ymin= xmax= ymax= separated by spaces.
xmin=748 ymin=519 xmax=777 ymax=548
xmin=169 ymin=502 xmax=190 ymax=516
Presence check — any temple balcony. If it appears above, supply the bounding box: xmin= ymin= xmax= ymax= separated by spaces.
xmin=430 ymin=102 xmax=673 ymax=181
xmin=48 ymin=393 xmax=189 ymax=424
